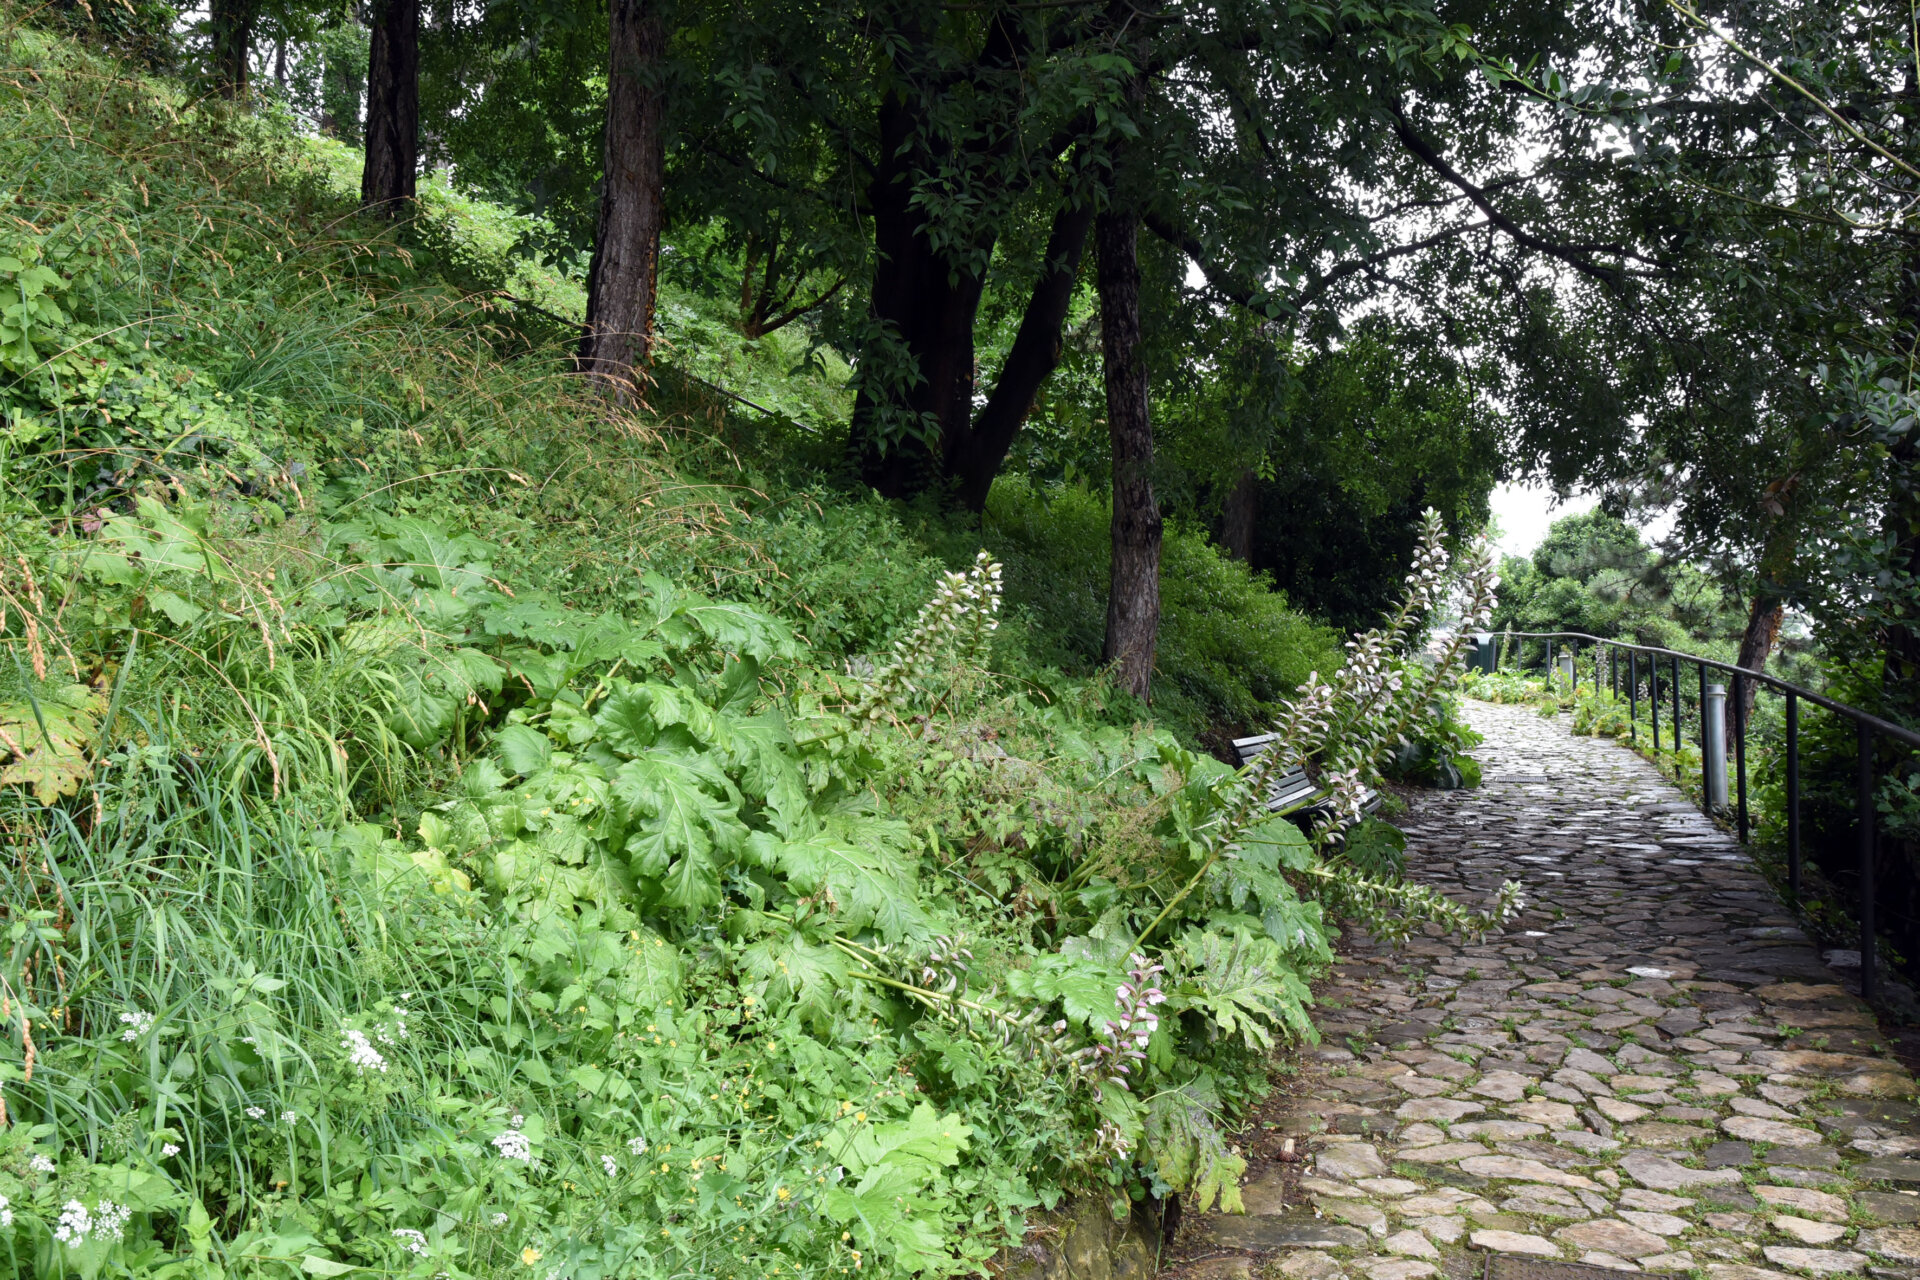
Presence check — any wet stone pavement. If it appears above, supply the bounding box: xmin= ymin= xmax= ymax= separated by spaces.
xmin=1166 ymin=701 xmax=1920 ymax=1280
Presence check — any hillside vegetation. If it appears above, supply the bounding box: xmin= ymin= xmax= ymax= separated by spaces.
xmin=0 ymin=21 xmax=1506 ymax=1280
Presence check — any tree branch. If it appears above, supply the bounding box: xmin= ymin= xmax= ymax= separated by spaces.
xmin=1383 ymin=96 xmax=1640 ymax=287
xmin=1295 ymin=219 xmax=1492 ymax=309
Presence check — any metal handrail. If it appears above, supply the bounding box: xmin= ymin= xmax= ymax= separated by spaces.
xmin=1491 ymin=630 xmax=1920 ymax=749
xmin=1476 ymin=628 xmax=1916 ymax=1004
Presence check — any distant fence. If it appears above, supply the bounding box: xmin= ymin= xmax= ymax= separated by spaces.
xmin=1469 ymin=630 xmax=1920 ymax=1003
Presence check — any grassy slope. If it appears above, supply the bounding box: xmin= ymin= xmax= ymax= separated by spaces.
xmin=0 ymin=19 xmax=1347 ymax=1279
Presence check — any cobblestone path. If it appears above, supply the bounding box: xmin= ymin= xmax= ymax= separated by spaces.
xmin=1168 ymin=701 xmax=1920 ymax=1280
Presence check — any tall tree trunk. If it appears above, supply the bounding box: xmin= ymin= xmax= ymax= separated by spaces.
xmin=950 ymin=195 xmax=1095 ymax=511
xmin=208 ymin=0 xmax=254 ymax=99
xmin=848 ymin=90 xmax=992 ymax=497
xmin=577 ymin=0 xmax=667 ymax=396
xmin=1724 ymin=513 xmax=1795 ymax=750
xmin=1219 ymin=469 xmax=1258 ymax=562
xmin=360 ymin=0 xmax=420 ymax=216
xmin=1097 ymin=205 xmax=1160 ymax=700
xmin=1734 ymin=589 xmax=1784 ymax=707
xmin=273 ymin=39 xmax=287 ymax=91
xmin=848 ymin=13 xmax=1061 ymax=501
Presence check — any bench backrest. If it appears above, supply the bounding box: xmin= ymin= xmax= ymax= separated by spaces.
xmin=1230 ymin=733 xmax=1317 ymax=812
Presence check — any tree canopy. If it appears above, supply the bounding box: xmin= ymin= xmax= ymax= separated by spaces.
xmin=49 ymin=0 xmax=1920 ymax=722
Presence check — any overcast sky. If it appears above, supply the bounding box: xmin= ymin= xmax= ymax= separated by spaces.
xmin=1488 ymin=481 xmax=1676 ymax=564
xmin=1488 ymin=481 xmax=1597 ymax=562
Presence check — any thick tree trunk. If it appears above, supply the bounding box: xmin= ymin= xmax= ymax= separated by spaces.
xmin=1219 ymin=469 xmax=1258 ymax=562
xmin=1097 ymin=206 xmax=1160 ymax=700
xmin=578 ymin=0 xmax=668 ymax=396
xmin=360 ymin=0 xmax=420 ymax=216
xmin=1734 ymin=588 xmax=1784 ymax=713
xmin=273 ymin=39 xmax=287 ymax=91
xmin=849 ymin=14 xmax=1069 ymax=502
xmin=849 ymin=91 xmax=992 ymax=497
xmin=1725 ymin=513 xmax=1795 ymax=749
xmin=951 ymin=197 xmax=1096 ymax=510
xmin=208 ymin=0 xmax=254 ymax=99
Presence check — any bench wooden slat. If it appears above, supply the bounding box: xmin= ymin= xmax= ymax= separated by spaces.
xmin=1231 ymin=735 xmax=1381 ymax=819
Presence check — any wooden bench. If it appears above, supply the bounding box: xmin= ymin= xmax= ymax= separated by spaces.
xmin=1230 ymin=733 xmax=1380 ymax=822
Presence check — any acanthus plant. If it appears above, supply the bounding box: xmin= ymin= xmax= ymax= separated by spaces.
xmin=814 ymin=520 xmax=1523 ymax=1217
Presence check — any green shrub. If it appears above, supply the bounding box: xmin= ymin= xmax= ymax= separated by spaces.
xmin=974 ymin=479 xmax=1345 ymax=739
xmin=0 ymin=24 xmax=1496 ymax=1280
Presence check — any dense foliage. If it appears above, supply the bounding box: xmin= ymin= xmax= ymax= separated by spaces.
xmin=0 ymin=25 xmax=1514 ymax=1279
xmin=1492 ymin=511 xmax=1751 ymax=665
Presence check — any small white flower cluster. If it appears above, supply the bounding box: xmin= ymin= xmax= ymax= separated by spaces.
xmin=0 ymin=1194 xmax=12 ymax=1228
xmin=600 ymin=1154 xmax=618 ymax=1176
xmin=341 ymin=1026 xmax=389 ymax=1075
xmin=491 ymin=1126 xmax=532 ymax=1162
xmin=490 ymin=1212 xmax=510 ymax=1227
xmin=852 ymin=550 xmax=1003 ymax=720
xmin=54 ymin=1199 xmax=130 ymax=1245
xmin=393 ymin=1228 xmax=428 ymax=1256
xmin=626 ymin=1135 xmax=648 ymax=1156
xmin=29 ymin=1154 xmax=55 ymax=1174
xmin=375 ymin=995 xmax=411 ymax=1047
xmin=282 ymin=1110 xmax=298 ymax=1125
xmin=162 ymin=1142 xmax=181 ymax=1157
xmin=245 ymin=1106 xmax=267 ymax=1120
xmin=118 ymin=1010 xmax=154 ymax=1041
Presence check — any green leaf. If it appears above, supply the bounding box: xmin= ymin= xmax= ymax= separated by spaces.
xmin=149 ymin=588 xmax=204 ymax=626
xmin=494 ymin=724 xmax=552 ymax=776
xmin=724 ymin=711 xmax=811 ymax=835
xmin=613 ymin=752 xmax=745 ymax=910
xmin=300 ymin=1256 xmax=362 ymax=1277
xmin=1005 ymin=951 xmax=1125 ymax=1029
xmin=1146 ymin=1079 xmax=1246 ymax=1214
xmin=1170 ymin=926 xmax=1312 ymax=1048
xmin=745 ymin=823 xmax=927 ymax=940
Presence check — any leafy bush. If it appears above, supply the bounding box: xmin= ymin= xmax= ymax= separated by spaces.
xmin=972 ymin=479 xmax=1345 ymax=738
xmin=0 ymin=26 xmax=1515 ymax=1278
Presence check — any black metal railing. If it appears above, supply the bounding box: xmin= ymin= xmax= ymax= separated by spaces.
xmin=1478 ymin=630 xmax=1920 ymax=1003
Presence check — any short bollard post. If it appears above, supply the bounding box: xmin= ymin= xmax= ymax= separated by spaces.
xmin=1703 ymin=683 xmax=1729 ymax=811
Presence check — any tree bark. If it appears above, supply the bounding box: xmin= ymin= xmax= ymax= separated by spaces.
xmin=849 ymin=88 xmax=993 ymax=497
xmin=1097 ymin=205 xmax=1160 ymax=700
xmin=360 ymin=0 xmax=420 ymax=216
xmin=1219 ymin=468 xmax=1258 ymax=562
xmin=1727 ymin=513 xmax=1796 ymax=744
xmin=578 ymin=0 xmax=668 ymax=396
xmin=847 ymin=13 xmax=1066 ymax=501
xmin=1735 ymin=588 xmax=1785 ymax=702
xmin=208 ymin=0 xmax=254 ymax=99
xmin=950 ymin=196 xmax=1096 ymax=510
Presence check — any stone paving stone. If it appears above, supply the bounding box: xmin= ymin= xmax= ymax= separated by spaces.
xmin=1163 ymin=702 xmax=1920 ymax=1280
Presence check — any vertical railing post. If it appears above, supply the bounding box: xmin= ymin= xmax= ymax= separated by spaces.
xmin=1857 ymin=721 xmax=1877 ymax=1003
xmin=1671 ymin=654 xmax=1683 ymax=781
xmin=1610 ymin=646 xmax=1618 ymax=698
xmin=1572 ymin=638 xmax=1581 ymax=692
xmin=1648 ymin=658 xmax=1656 ymax=748
xmin=1786 ymin=692 xmax=1800 ymax=898
xmin=1733 ymin=672 xmax=1748 ymax=843
xmin=1628 ymin=652 xmax=1638 ymax=743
